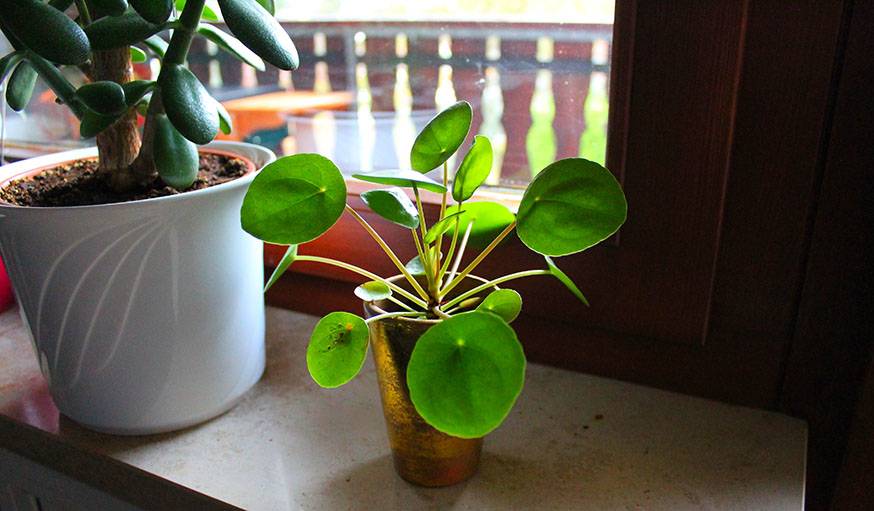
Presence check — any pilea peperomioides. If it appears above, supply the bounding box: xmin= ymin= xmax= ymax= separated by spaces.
xmin=0 ymin=0 xmax=296 ymax=191
xmin=240 ymin=101 xmax=628 ymax=439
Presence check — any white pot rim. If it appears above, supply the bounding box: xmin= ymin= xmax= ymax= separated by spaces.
xmin=0 ymin=141 xmax=276 ymax=212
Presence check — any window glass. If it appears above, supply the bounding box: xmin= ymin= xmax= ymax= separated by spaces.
xmin=1 ymin=1 xmax=614 ymax=191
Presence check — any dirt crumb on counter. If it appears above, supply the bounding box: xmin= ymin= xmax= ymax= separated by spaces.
xmin=0 ymin=153 xmax=249 ymax=207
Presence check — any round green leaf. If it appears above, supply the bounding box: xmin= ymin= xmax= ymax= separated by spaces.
xmin=217 ymin=0 xmax=299 ymax=70
xmin=159 ymin=64 xmax=219 ymax=145
xmin=476 ymin=289 xmax=522 ymax=323
xmin=407 ymin=311 xmax=525 ymax=439
xmin=2 ymin=0 xmax=91 ymax=65
xmin=452 ymin=135 xmax=493 ymax=202
xmin=352 ymin=169 xmax=446 ymax=194
xmin=354 ymin=280 xmax=392 ymax=302
xmin=544 ymin=256 xmax=588 ymax=306
xmin=264 ymin=244 xmax=297 ymax=291
xmin=197 ymin=23 xmax=266 ymax=72
xmin=423 ymin=210 xmax=465 ymax=245
xmin=410 ymin=101 xmax=472 ymax=173
xmin=76 ymin=81 xmax=127 ymax=115
xmin=153 ymin=113 xmax=199 ymax=189
xmin=241 ymin=154 xmax=347 ymax=244
xmin=86 ymin=11 xmax=164 ymax=50
xmin=444 ymin=201 xmax=515 ymax=249
xmin=517 ymin=158 xmax=627 ymax=257
xmin=5 ymin=62 xmax=38 ymax=112
xmin=360 ymin=187 xmax=419 ymax=229
xmin=90 ymin=0 xmax=129 ymax=16
xmin=130 ymin=0 xmax=173 ymax=24
xmin=307 ymin=312 xmax=369 ymax=388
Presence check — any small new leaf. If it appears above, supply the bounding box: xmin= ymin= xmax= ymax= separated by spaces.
xmin=476 ymin=289 xmax=522 ymax=323
xmin=354 ymin=280 xmax=392 ymax=302
xmin=410 ymin=101 xmax=472 ymax=173
xmin=352 ymin=169 xmax=446 ymax=194
xmin=544 ymin=256 xmax=589 ymax=306
xmin=264 ymin=244 xmax=297 ymax=291
xmin=360 ymin=188 xmax=419 ymax=229
xmin=452 ymin=135 xmax=493 ymax=202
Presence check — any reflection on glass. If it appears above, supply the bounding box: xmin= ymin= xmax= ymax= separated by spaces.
xmin=480 ymin=35 xmax=506 ymax=185
xmin=393 ymin=61 xmax=415 ymax=169
xmin=356 ymin=62 xmax=376 ymax=172
xmin=206 ymin=41 xmax=223 ymax=89
xmin=526 ymin=37 xmax=557 ymax=177
xmin=579 ymin=39 xmax=609 ymax=165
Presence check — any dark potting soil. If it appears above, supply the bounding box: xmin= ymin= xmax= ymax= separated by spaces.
xmin=0 ymin=153 xmax=249 ymax=207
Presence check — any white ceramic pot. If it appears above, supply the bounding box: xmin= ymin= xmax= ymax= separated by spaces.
xmin=0 ymin=141 xmax=275 ymax=434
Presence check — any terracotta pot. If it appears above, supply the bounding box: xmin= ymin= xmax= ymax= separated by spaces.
xmin=0 ymin=142 xmax=275 ymax=434
xmin=0 ymin=256 xmax=13 ymax=312
xmin=363 ymin=275 xmax=495 ymax=487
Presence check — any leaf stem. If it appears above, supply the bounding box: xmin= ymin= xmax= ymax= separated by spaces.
xmin=344 ymin=205 xmax=430 ymax=302
xmin=440 ymin=220 xmax=517 ymax=299
xmin=442 ymin=220 xmax=473 ymax=289
xmin=438 ymin=216 xmax=461 ymax=282
xmin=74 ymin=0 xmax=91 ymax=26
xmin=412 ymin=185 xmax=437 ymax=300
xmin=294 ymin=255 xmax=427 ymax=309
xmin=365 ymin=311 xmax=427 ymax=324
xmin=163 ymin=0 xmax=205 ymax=66
xmin=442 ymin=269 xmax=551 ymax=310
xmin=386 ymin=295 xmax=417 ymax=313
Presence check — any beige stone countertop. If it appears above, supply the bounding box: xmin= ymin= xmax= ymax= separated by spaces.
xmin=0 ymin=306 xmax=807 ymax=510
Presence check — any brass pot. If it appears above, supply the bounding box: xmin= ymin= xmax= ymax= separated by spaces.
xmin=363 ymin=275 xmax=493 ymax=487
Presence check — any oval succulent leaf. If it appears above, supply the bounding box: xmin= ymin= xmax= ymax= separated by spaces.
xmin=354 ymin=280 xmax=392 ymax=302
xmin=444 ymin=201 xmax=515 ymax=250
xmin=0 ymin=53 xmax=25 ymax=84
xmin=153 ymin=113 xmax=200 ymax=189
xmin=130 ymin=0 xmax=173 ymax=24
xmin=76 ymin=81 xmax=127 ymax=115
xmin=423 ymin=210 xmax=465 ymax=245
xmin=143 ymin=35 xmax=169 ymax=58
xmin=217 ymin=0 xmax=299 ymax=70
xmin=197 ymin=23 xmax=266 ymax=72
xmin=241 ymin=154 xmax=347 ymax=245
xmin=121 ymin=80 xmax=156 ymax=106
xmin=90 ymin=0 xmax=129 ymax=16
xmin=86 ymin=11 xmax=165 ymax=50
xmin=410 ymin=101 xmax=472 ymax=173
xmin=359 ymin=188 xmax=419 ymax=230
xmin=307 ymin=312 xmax=369 ymax=388
xmin=5 ymin=62 xmax=38 ymax=112
xmin=176 ymin=0 xmax=220 ymax=21
xmin=79 ymin=111 xmax=122 ymax=138
xmin=452 ymin=135 xmax=493 ymax=202
xmin=159 ymin=64 xmax=219 ymax=144
xmin=517 ymin=158 xmax=627 ymax=257
xmin=476 ymin=289 xmax=522 ymax=323
xmin=407 ymin=311 xmax=526 ymax=438
xmin=129 ymin=45 xmax=148 ymax=63
xmin=544 ymin=256 xmax=588 ymax=306
xmin=264 ymin=244 xmax=297 ymax=292
xmin=352 ymin=169 xmax=446 ymax=194
xmin=1 ymin=0 xmax=90 ymax=65
xmin=215 ymin=99 xmax=233 ymax=134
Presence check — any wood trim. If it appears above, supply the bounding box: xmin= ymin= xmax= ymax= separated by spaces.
xmin=777 ymin=1 xmax=874 ymax=509
xmin=0 ymin=415 xmax=239 ymax=510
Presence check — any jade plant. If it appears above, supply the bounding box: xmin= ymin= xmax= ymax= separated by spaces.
xmin=240 ymin=101 xmax=627 ymax=439
xmin=0 ymin=0 xmax=296 ymax=191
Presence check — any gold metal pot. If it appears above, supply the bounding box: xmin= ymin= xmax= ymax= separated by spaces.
xmin=363 ymin=275 xmax=492 ymax=487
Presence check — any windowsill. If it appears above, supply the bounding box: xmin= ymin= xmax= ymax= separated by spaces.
xmin=0 ymin=306 xmax=807 ymax=510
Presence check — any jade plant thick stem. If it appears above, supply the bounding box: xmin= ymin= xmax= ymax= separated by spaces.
xmin=240 ymin=101 xmax=628 ymax=439
xmin=0 ymin=0 xmax=296 ymax=191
